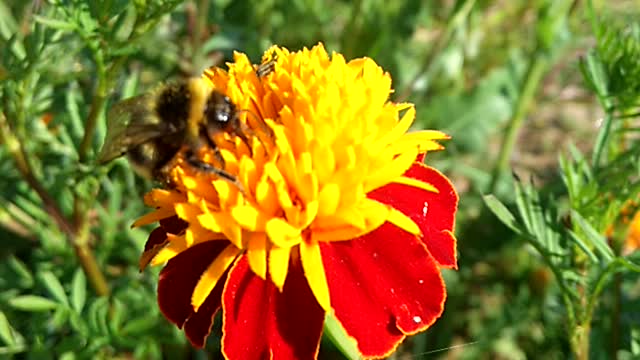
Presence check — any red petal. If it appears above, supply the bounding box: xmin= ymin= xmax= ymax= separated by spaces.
xmin=143 ymin=227 xmax=168 ymax=252
xmin=222 ymin=256 xmax=324 ymax=360
xmin=320 ymin=223 xmax=446 ymax=358
xmin=369 ymin=163 xmax=458 ymax=268
xmin=158 ymin=240 xmax=229 ymax=347
xmin=160 ymin=215 xmax=188 ymax=234
xmin=139 ymin=227 xmax=170 ymax=271
xmin=184 ymin=275 xmax=227 ymax=348
xmin=141 ymin=216 xmax=188 ymax=261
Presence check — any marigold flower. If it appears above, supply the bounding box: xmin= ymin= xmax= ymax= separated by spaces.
xmin=135 ymin=43 xmax=458 ymax=359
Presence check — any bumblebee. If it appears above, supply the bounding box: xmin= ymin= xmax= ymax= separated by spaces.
xmin=98 ymin=78 xmax=242 ymax=185
xmin=98 ymin=60 xmax=275 ymax=185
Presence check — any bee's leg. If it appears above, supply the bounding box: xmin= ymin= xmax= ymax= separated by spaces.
xmin=236 ymin=110 xmax=275 ymax=157
xmin=184 ymin=148 xmax=245 ymax=193
xmin=213 ymin=147 xmax=226 ymax=168
xmin=200 ymin=131 xmax=227 ymax=168
xmin=232 ymin=121 xmax=253 ymax=155
xmin=256 ymin=56 xmax=276 ymax=78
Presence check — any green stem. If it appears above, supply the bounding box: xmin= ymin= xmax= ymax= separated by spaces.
xmin=570 ymin=322 xmax=590 ymax=360
xmin=78 ymin=64 xmax=108 ymax=163
xmin=526 ymin=235 xmax=576 ymax=327
xmin=610 ymin=272 xmax=621 ymax=358
xmin=74 ymin=240 xmax=110 ymax=296
xmin=0 ymin=112 xmax=73 ymax=237
xmin=489 ymin=56 xmax=548 ymax=192
xmin=571 ymin=259 xmax=590 ymax=360
xmin=0 ymin=111 xmax=109 ymax=296
xmin=72 ymin=50 xmax=121 ymax=297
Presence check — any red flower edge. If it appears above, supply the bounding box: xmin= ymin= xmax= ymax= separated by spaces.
xmin=369 ymin=162 xmax=458 ymax=268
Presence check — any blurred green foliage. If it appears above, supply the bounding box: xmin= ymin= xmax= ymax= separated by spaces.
xmin=0 ymin=0 xmax=639 ymax=359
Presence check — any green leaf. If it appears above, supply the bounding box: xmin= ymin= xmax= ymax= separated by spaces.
xmin=570 ymin=210 xmax=614 ymax=262
xmin=6 ymin=256 xmax=34 ymax=288
xmin=121 ymin=316 xmax=156 ymax=335
xmin=579 ymin=51 xmax=608 ymax=98
xmin=615 ymin=258 xmax=640 ymax=273
xmin=3 ymin=33 xmax=25 ymax=65
xmin=0 ymin=311 xmax=23 ymax=346
xmin=50 ymin=306 xmax=70 ymax=328
xmin=8 ymin=295 xmax=58 ymax=312
xmin=562 ymin=270 xmax=586 ymax=285
xmin=33 ymin=15 xmax=77 ymax=32
xmin=324 ymin=313 xmax=361 ymax=360
xmin=567 ymin=230 xmax=598 ymax=262
xmin=0 ymin=1 xmax=18 ymax=40
xmin=59 ymin=351 xmax=76 ymax=360
xmin=39 ymin=271 xmax=69 ymax=306
xmin=68 ymin=311 xmax=89 ymax=338
xmin=65 ymin=84 xmax=85 ymax=144
xmin=133 ymin=339 xmax=162 ymax=360
xmin=71 ymin=270 xmax=87 ymax=313
xmin=109 ymin=299 xmax=125 ymax=334
xmin=483 ymin=195 xmax=523 ymax=235
xmin=514 ymin=180 xmax=534 ymax=234
xmin=87 ymin=298 xmax=110 ymax=335
xmin=632 ymin=327 xmax=640 ymax=356
xmin=14 ymin=195 xmax=50 ymax=225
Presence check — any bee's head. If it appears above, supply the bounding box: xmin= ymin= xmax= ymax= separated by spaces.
xmin=204 ymin=91 xmax=237 ymax=133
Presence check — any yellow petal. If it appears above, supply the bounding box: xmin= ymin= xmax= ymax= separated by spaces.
xmin=191 ymin=245 xmax=242 ymax=311
xmin=150 ymin=234 xmax=188 ymax=266
xmin=317 ymin=183 xmax=340 ymax=217
xmin=294 ymin=172 xmax=318 ymax=206
xmin=364 ymin=146 xmax=418 ymax=192
xmin=247 ymin=232 xmax=268 ymax=280
xmin=197 ymin=212 xmax=222 ymax=233
xmin=132 ymin=207 xmax=176 ymax=228
xmin=174 ymin=203 xmax=201 ymax=223
xmin=220 ymin=218 xmax=243 ymax=249
xmin=359 ymin=198 xmax=392 ymax=231
xmin=143 ymin=189 xmax=184 ymax=207
xmin=374 ymin=105 xmax=415 ymax=147
xmin=387 ymin=208 xmax=421 ymax=236
xmin=300 ymin=240 xmax=331 ymax=311
xmin=311 ymin=226 xmax=363 ymax=242
xmin=269 ymin=246 xmax=291 ymax=291
xmin=266 ymin=218 xmax=302 ymax=247
xmin=231 ymin=205 xmax=269 ymax=232
xmin=391 ymin=176 xmax=439 ymax=193
xmin=298 ymin=200 xmax=319 ymax=229
xmin=311 ymin=145 xmax=335 ymax=183
xmin=314 ymin=207 xmax=366 ymax=230
xmin=387 ymin=130 xmax=449 ymax=156
xmin=255 ymin=176 xmax=279 ymax=215
xmin=264 ymin=162 xmax=293 ymax=210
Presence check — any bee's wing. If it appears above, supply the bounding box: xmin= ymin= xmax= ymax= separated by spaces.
xmin=98 ymin=95 xmax=172 ymax=164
